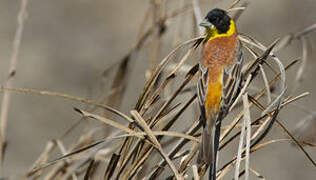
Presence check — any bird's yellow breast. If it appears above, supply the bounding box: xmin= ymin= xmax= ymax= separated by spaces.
xmin=205 ymin=68 xmax=223 ymax=115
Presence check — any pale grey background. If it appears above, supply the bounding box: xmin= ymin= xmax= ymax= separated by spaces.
xmin=0 ymin=0 xmax=315 ymax=179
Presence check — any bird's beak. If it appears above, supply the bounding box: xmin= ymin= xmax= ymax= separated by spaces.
xmin=199 ymin=19 xmax=214 ymax=28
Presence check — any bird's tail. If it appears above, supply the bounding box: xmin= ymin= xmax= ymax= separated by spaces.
xmin=197 ymin=121 xmax=215 ymax=165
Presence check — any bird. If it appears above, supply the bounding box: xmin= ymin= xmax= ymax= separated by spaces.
xmin=196 ymin=8 xmax=243 ymax=178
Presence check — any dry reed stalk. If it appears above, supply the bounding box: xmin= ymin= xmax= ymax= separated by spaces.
xmin=0 ymin=0 xmax=28 ymax=171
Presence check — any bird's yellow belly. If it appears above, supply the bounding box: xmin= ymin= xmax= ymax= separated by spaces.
xmin=205 ymin=80 xmax=222 ymax=115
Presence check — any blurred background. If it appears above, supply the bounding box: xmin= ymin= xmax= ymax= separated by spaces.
xmin=0 ymin=0 xmax=315 ymax=179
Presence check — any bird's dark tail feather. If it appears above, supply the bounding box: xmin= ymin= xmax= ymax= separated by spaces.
xmin=209 ymin=121 xmax=222 ymax=180
xmin=198 ymin=126 xmax=213 ymax=165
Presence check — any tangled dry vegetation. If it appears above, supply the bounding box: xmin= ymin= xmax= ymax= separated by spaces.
xmin=0 ymin=0 xmax=315 ymax=179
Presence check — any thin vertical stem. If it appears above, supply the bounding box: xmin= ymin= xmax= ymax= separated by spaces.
xmin=0 ymin=0 xmax=28 ymax=172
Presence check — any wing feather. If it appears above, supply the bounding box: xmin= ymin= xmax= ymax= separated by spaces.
xmin=197 ymin=64 xmax=209 ymax=127
xmin=221 ymin=42 xmax=243 ymax=114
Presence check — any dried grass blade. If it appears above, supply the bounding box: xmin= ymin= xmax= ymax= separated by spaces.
xmin=118 ymin=70 xmax=198 ymax=177
xmin=227 ymin=7 xmax=246 ymax=13
xmin=238 ymin=33 xmax=266 ymax=50
xmin=56 ymin=140 xmax=78 ymax=180
xmin=220 ymin=59 xmax=298 ymax=142
xmin=30 ymin=139 xmax=105 ymax=174
xmin=173 ymin=150 xmax=190 ymax=160
xmin=242 ymin=94 xmax=251 ymax=180
xmin=228 ymin=0 xmax=241 ymax=10
xmin=74 ymin=108 xmax=137 ymax=135
xmin=292 ymin=114 xmax=316 ymax=147
xmin=142 ymin=47 xmax=195 ymax=115
xmin=27 ymin=141 xmax=56 ymax=177
xmin=147 ymin=119 xmax=201 ymax=179
xmin=130 ymin=110 xmax=183 ymax=180
xmin=103 ymin=56 xmax=131 ymax=137
xmin=149 ymin=64 xmax=199 ymax=127
xmin=250 ymin=116 xmax=271 ymax=141
xmin=192 ymin=0 xmax=203 ymax=34
xmin=178 ymin=142 xmax=199 ymax=173
xmin=250 ymin=168 xmax=265 ymax=180
xmin=234 ymin=101 xmax=246 ymax=180
xmin=251 ymin=139 xmax=290 ymax=152
xmin=243 ymin=39 xmax=279 ymax=78
xmin=104 ymin=154 xmax=120 ymax=179
xmin=261 ymin=53 xmax=286 ymax=115
xmin=135 ymin=37 xmax=202 ymax=110
xmin=259 ymin=65 xmax=271 ymax=104
xmin=224 ymin=92 xmax=309 ymax=151
xmin=241 ymin=36 xmax=286 ymax=117
xmin=168 ymin=48 xmax=194 ymax=76
xmin=294 ymin=23 xmax=316 ymax=38
xmin=275 ymin=120 xmax=316 ymax=167
xmin=261 ymin=88 xmax=285 ymax=117
xmin=229 ymin=74 xmax=252 ymax=112
xmin=60 ymin=143 xmax=108 ymax=180
xmin=243 ymin=44 xmax=278 ymax=75
xmin=142 ymin=74 xmax=175 ymax=114
xmin=248 ymin=96 xmax=316 ymax=166
xmin=84 ymin=159 xmax=95 ymax=180
xmin=0 ymin=0 xmax=29 ymax=167
xmin=114 ymin=131 xmax=199 ymax=142
xmin=192 ymin=165 xmax=199 ymax=180
xmin=248 ymin=96 xmax=281 ymax=148
xmin=272 ymin=23 xmax=315 ymax=51
xmin=281 ymin=92 xmax=310 ymax=107
xmin=229 ymin=1 xmax=249 ymax=22
xmin=293 ymin=36 xmax=308 ymax=92
xmin=121 ymin=146 xmax=154 ymax=179
xmin=274 ymin=34 xmax=293 ymax=51
xmin=218 ymin=139 xmax=291 ymax=179
xmin=0 ymin=87 xmax=134 ymax=123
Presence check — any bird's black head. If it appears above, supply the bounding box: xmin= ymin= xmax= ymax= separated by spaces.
xmin=200 ymin=8 xmax=231 ymax=34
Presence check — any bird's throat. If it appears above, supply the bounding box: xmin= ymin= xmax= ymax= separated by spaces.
xmin=204 ymin=20 xmax=236 ymax=42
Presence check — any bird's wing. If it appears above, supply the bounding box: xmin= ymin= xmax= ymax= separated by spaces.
xmin=221 ymin=42 xmax=243 ymax=114
xmin=197 ymin=63 xmax=209 ymax=127
xmin=197 ymin=62 xmax=216 ymax=165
